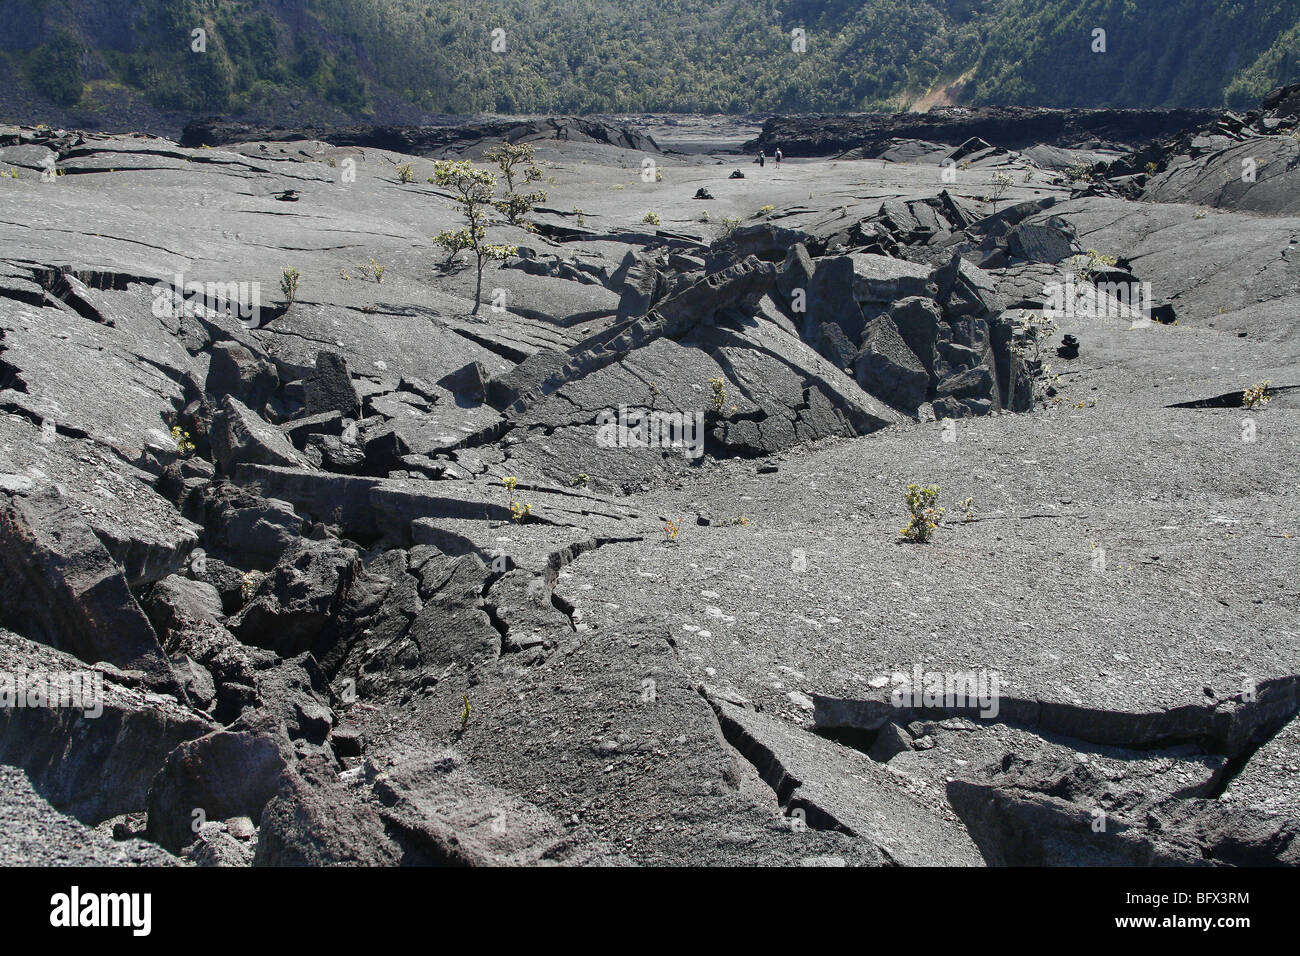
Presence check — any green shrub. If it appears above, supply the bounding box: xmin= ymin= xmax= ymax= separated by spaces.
xmin=715 ymin=216 xmax=742 ymax=239
xmin=708 ymin=376 xmax=726 ymax=412
xmin=280 ymin=267 xmax=301 ymax=303
xmin=1243 ymin=381 xmax=1272 ymax=409
xmin=901 ymin=484 xmax=945 ymax=543
xmin=27 ymin=30 xmax=84 ymax=106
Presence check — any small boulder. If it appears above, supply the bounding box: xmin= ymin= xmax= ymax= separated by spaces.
xmin=146 ymin=730 xmax=288 ymax=854
xmin=888 ymin=297 xmax=943 ymax=376
xmin=211 ymin=395 xmax=308 ymax=474
xmin=142 ymin=575 xmax=225 ymax=641
xmin=304 ymin=351 xmax=361 ymax=419
xmin=806 ymin=256 xmax=865 ymax=342
xmin=436 ymin=361 xmax=490 ymax=405
xmin=776 ymin=242 xmax=815 ymax=304
xmin=815 ymin=321 xmax=858 ymax=372
xmin=856 ymin=314 xmax=930 ymax=413
xmin=933 ymin=253 xmax=1005 ymax=319
xmin=869 ymin=722 xmax=914 ymax=762
xmin=0 ymin=488 xmax=185 ymax=696
xmin=207 ymin=491 xmax=304 ymax=570
xmin=304 ymin=433 xmax=366 ymax=473
xmin=182 ymin=821 xmax=255 ymax=866
xmin=279 ymin=411 xmax=344 ymax=449
xmin=205 ymin=342 xmax=279 ymax=409
xmin=1006 ymin=217 xmax=1078 ymax=264
xmin=228 ymin=538 xmax=361 ymax=659
xmin=936 ymin=364 xmax=996 ymax=402
xmin=253 ymin=753 xmax=400 ymax=866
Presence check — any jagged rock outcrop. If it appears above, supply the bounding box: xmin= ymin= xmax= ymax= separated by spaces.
xmin=749 ymin=107 xmax=1221 ymax=158
xmin=1098 ymin=83 xmax=1300 ymax=215
xmin=0 ymin=488 xmax=187 ymax=696
xmin=0 ymin=628 xmax=213 ymax=825
xmin=949 ymin=750 xmax=1299 ymax=866
xmin=181 ymin=116 xmax=663 ymax=157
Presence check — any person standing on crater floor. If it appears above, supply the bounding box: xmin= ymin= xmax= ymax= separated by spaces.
xmin=758 ymin=150 xmax=766 ymax=167
xmin=775 ymin=148 xmax=782 ymax=167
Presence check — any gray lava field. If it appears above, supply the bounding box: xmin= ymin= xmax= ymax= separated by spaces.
xmin=2 ymin=91 xmax=1299 ymax=867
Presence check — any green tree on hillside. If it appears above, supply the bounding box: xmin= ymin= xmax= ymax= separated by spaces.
xmin=27 ymin=29 xmax=84 ymax=107
xmin=7 ymin=0 xmax=1300 ymax=117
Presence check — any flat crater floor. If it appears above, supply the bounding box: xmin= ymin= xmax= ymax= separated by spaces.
xmin=1 ymin=108 xmax=1298 ymax=865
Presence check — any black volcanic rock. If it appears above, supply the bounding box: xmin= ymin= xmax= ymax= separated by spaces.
xmin=181 ymin=116 xmax=662 ymax=157
xmin=304 ymin=351 xmax=362 ymax=419
xmin=0 ymin=628 xmax=213 ymax=826
xmin=1104 ymin=83 xmax=1300 ymax=215
xmin=145 ymin=730 xmax=288 ymax=854
xmin=3 ymin=111 xmax=1299 ymax=870
xmin=748 ymin=107 xmax=1222 ymax=157
xmin=211 ymin=395 xmax=308 ymax=474
xmin=0 ymin=488 xmax=186 ymax=697
xmin=857 ymin=313 xmax=930 ymax=412
xmin=206 ymin=342 xmax=280 ymax=410
xmin=228 ymin=538 xmax=361 ymax=659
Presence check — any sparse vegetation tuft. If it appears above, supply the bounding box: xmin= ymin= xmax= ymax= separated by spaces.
xmin=240 ymin=570 xmax=263 ymax=604
xmin=1065 ymin=160 xmax=1095 ymax=184
xmin=483 ymin=142 xmax=543 ymax=194
xmin=170 ymin=426 xmax=196 ymax=456
xmin=708 ymin=376 xmax=726 ymax=412
xmin=901 ymin=484 xmax=945 ymax=543
xmin=1244 ymin=381 xmax=1272 ymax=409
xmin=1074 ymin=249 xmax=1119 ymax=285
xmin=1011 ymin=310 xmax=1062 ymax=404
xmin=356 ymin=257 xmax=387 ymax=283
xmin=986 ymin=171 xmax=1014 ymax=211
xmin=280 ymin=267 xmax=301 ymax=303
xmin=715 ymin=215 xmax=742 ymax=239
xmin=485 ymin=143 xmax=547 ymax=227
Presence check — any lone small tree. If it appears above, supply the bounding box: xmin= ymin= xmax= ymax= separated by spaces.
xmin=431 ymin=160 xmax=516 ymax=314
xmin=483 ymin=142 xmax=547 ymax=227
xmin=483 ymin=142 xmax=543 ymax=194
xmin=987 ymin=171 xmax=1014 ymax=212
